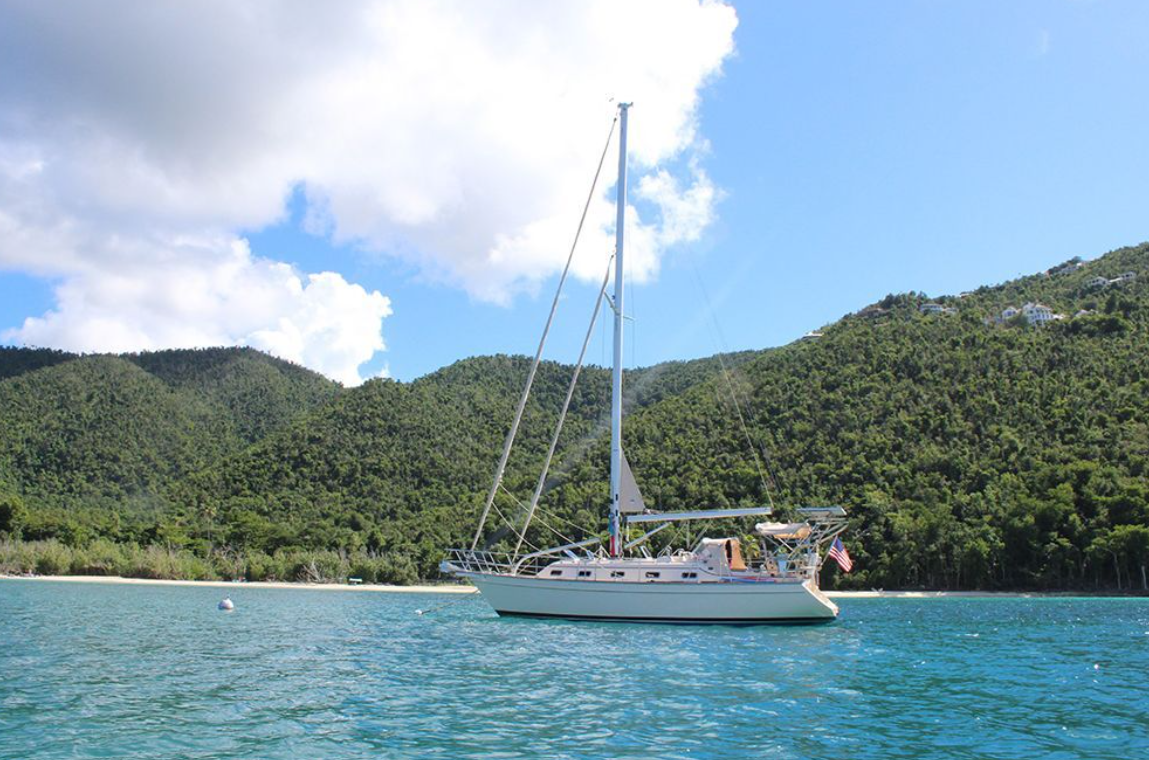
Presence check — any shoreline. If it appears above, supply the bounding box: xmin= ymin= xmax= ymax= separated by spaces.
xmin=3 ymin=574 xmax=1143 ymax=598
xmin=825 ymin=589 xmax=1147 ymax=599
xmin=0 ymin=574 xmax=476 ymax=594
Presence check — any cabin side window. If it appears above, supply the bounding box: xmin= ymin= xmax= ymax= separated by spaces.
xmin=610 ymin=571 xmax=625 ymax=579
xmin=681 ymin=571 xmax=697 ymax=579
xmin=644 ymin=571 xmax=661 ymax=579
xmin=577 ymin=570 xmax=592 ymax=578
xmin=549 ymin=569 xmax=564 ymax=576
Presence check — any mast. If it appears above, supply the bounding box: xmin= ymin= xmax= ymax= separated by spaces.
xmin=609 ymin=103 xmax=630 ymax=558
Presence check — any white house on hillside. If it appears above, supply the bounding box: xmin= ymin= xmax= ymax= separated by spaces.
xmin=1113 ymin=271 xmax=1137 ymax=284
xmin=1086 ymin=276 xmax=1109 ymax=289
xmin=920 ymin=302 xmax=958 ymax=316
xmin=1021 ymin=302 xmax=1056 ymax=325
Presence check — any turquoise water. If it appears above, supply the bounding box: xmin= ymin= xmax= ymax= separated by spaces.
xmin=2 ymin=580 xmax=1148 ymax=760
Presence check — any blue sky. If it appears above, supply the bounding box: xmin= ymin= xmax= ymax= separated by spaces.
xmin=2 ymin=1 xmax=1147 ymax=382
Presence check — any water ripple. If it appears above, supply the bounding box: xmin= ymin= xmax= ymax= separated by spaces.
xmin=2 ymin=581 xmax=1148 ymax=759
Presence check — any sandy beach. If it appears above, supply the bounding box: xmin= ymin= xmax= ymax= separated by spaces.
xmin=825 ymin=590 xmax=1053 ymax=599
xmin=1 ymin=574 xmax=477 ymax=594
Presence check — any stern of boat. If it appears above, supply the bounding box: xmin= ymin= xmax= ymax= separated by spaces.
xmin=804 ymin=580 xmax=840 ymax=618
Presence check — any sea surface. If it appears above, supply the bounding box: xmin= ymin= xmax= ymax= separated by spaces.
xmin=2 ymin=580 xmax=1148 ymax=760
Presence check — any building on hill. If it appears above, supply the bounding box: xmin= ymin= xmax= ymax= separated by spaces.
xmin=993 ymin=303 xmax=1062 ymax=326
xmin=1021 ymin=302 xmax=1058 ymax=325
xmin=1086 ymin=276 xmax=1110 ymax=289
xmin=1111 ymin=271 xmax=1137 ymax=284
xmin=920 ymin=302 xmax=957 ymax=315
xmin=1075 ymin=309 xmax=1094 ymax=318
xmin=856 ymin=306 xmax=887 ymax=319
xmin=1049 ymin=260 xmax=1085 ymax=276
xmin=799 ymin=331 xmax=823 ymax=341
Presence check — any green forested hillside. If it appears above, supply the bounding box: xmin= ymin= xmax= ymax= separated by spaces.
xmin=124 ymin=347 xmax=340 ymax=443
xmin=0 ymin=347 xmax=77 ymax=381
xmin=170 ymin=352 xmax=753 ymax=573
xmin=0 ymin=348 xmax=338 ymax=541
xmin=2 ymin=244 xmax=1147 ymax=589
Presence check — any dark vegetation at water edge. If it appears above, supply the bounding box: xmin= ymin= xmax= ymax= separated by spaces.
xmin=1 ymin=244 xmax=1148 ymax=590
xmin=0 ymin=540 xmax=418 ymax=584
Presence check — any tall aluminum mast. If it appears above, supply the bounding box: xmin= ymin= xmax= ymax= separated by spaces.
xmin=608 ymin=103 xmax=630 ymax=558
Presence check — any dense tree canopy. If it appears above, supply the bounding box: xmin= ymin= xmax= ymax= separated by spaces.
xmin=1 ymin=244 xmax=1147 ymax=588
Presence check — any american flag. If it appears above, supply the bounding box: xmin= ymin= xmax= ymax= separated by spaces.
xmin=828 ymin=537 xmax=853 ymax=573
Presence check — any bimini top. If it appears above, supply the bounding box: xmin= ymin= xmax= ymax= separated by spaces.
xmin=755 ymin=522 xmax=812 ymax=540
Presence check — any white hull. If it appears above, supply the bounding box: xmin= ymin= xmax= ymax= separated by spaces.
xmin=460 ymin=572 xmax=838 ymax=624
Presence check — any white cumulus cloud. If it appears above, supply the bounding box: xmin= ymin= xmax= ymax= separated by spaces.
xmin=5 ymin=233 xmax=392 ymax=387
xmin=0 ymin=0 xmax=738 ymax=380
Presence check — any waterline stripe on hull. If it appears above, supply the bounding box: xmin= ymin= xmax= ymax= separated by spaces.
xmin=496 ymin=610 xmax=835 ymax=626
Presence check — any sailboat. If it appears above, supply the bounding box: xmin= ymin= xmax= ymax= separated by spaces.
xmin=441 ymin=103 xmax=848 ymax=624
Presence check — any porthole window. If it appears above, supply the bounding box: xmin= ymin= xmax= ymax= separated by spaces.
xmin=577 ymin=570 xmax=592 ymax=578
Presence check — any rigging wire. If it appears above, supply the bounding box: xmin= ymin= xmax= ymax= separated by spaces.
xmin=470 ymin=112 xmax=619 ymax=550
xmin=602 ymin=305 xmax=611 ymax=367
xmin=514 ymin=256 xmax=615 ymax=557
xmin=490 ymin=490 xmax=542 ymax=554
xmin=690 ymin=266 xmax=779 ymax=512
xmin=534 ymin=501 xmax=591 ymax=537
xmin=529 ymin=510 xmax=578 ymax=549
xmin=500 ymin=483 xmax=574 ymax=548
xmin=628 ymin=254 xmax=636 ymax=369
